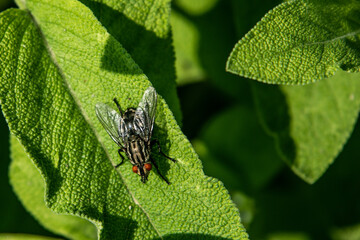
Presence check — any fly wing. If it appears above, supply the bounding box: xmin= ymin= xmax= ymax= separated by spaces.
xmin=95 ymin=102 xmax=123 ymax=147
xmin=134 ymin=87 xmax=157 ymax=141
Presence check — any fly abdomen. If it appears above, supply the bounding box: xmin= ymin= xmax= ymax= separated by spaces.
xmin=126 ymin=139 xmax=150 ymax=165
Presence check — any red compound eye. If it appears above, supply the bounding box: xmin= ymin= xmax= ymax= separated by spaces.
xmin=132 ymin=165 xmax=138 ymax=173
xmin=144 ymin=163 xmax=152 ymax=171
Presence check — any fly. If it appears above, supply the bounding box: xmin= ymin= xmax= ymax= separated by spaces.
xmin=95 ymin=87 xmax=176 ymax=184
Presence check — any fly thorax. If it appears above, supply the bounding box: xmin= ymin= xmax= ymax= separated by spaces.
xmin=120 ymin=108 xmax=136 ymax=139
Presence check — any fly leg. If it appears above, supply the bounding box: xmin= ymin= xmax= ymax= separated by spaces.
xmin=113 ymin=98 xmax=124 ymax=116
xmin=114 ymin=148 xmax=126 ymax=168
xmin=151 ymin=139 xmax=177 ymax=163
xmin=149 ymin=157 xmax=170 ymax=185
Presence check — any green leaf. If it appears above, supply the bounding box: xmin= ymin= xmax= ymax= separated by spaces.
xmin=253 ymin=70 xmax=360 ymax=183
xmin=267 ymin=232 xmax=311 ymax=240
xmin=81 ymin=0 xmax=171 ymax=38
xmin=0 ymin=234 xmax=61 ymax=240
xmin=77 ymin=0 xmax=182 ymax=123
xmin=174 ymin=0 xmax=219 ymax=15
xmin=332 ymin=224 xmax=360 ymax=240
xmin=196 ymin=105 xmax=283 ymax=191
xmin=231 ymin=192 xmax=255 ymax=228
xmin=171 ymin=10 xmax=206 ymax=85
xmin=227 ymin=0 xmax=360 ymax=84
xmin=0 ymin=3 xmax=248 ymax=240
xmin=10 ymin=135 xmax=97 ymax=240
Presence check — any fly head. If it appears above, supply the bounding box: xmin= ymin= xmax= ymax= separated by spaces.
xmin=132 ymin=163 xmax=152 ymax=183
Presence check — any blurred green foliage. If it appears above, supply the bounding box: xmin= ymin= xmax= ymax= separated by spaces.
xmin=1 ymin=0 xmax=360 ymax=239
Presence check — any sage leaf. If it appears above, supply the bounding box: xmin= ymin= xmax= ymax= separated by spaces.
xmin=227 ymin=0 xmax=360 ymax=84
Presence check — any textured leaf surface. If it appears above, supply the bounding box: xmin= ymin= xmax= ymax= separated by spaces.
xmin=0 ymin=3 xmax=248 ymax=240
xmin=253 ymin=71 xmax=360 ymax=183
xmin=10 ymin=136 xmax=97 ymax=240
xmin=84 ymin=0 xmax=171 ymax=38
xmin=227 ymin=0 xmax=360 ymax=84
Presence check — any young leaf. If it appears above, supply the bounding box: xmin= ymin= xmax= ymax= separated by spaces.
xmin=227 ymin=0 xmax=360 ymax=84
xmin=253 ymin=71 xmax=360 ymax=183
xmin=10 ymin=136 xmax=97 ymax=240
xmin=0 ymin=3 xmax=248 ymax=240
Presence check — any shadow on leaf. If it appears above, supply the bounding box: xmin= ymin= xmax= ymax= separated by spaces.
xmin=149 ymin=121 xmax=175 ymax=183
xmin=79 ymin=0 xmax=180 ymax=121
xmin=82 ymin=205 xmax=137 ymax=240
